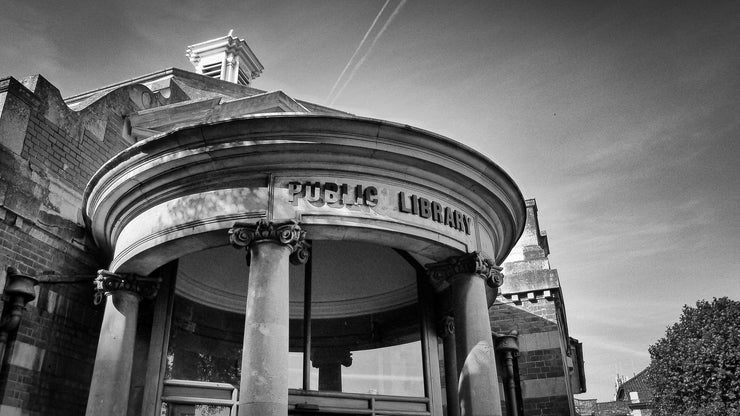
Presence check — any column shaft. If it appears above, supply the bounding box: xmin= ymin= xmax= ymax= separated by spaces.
xmin=85 ymin=291 xmax=140 ymax=416
xmin=452 ymin=273 xmax=502 ymax=416
xmin=238 ymin=242 xmax=291 ymax=416
xmin=441 ymin=319 xmax=460 ymax=416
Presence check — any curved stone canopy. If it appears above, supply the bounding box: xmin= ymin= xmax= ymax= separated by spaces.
xmin=84 ymin=112 xmax=525 ymax=275
xmin=177 ymin=240 xmax=417 ymax=318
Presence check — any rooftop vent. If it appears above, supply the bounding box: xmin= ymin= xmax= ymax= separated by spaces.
xmin=186 ymin=30 xmax=264 ymax=86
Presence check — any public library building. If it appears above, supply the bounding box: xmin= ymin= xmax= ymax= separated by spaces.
xmin=0 ymin=33 xmax=584 ymax=416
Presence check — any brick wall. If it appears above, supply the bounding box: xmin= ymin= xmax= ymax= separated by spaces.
xmin=0 ymin=215 xmax=102 ymax=416
xmin=523 ymin=396 xmax=572 ymax=416
xmin=0 ymin=74 xmax=137 ymax=416
xmin=20 ymin=112 xmax=128 ymax=192
xmin=491 ymin=296 xmax=573 ymax=416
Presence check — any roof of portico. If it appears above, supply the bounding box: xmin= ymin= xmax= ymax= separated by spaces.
xmin=69 ymin=65 xmax=525 ymax=274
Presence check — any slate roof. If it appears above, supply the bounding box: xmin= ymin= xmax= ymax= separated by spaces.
xmin=595 ymin=400 xmax=630 ymax=416
xmin=616 ymin=368 xmax=654 ymax=403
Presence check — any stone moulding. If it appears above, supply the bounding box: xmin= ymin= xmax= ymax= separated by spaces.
xmin=83 ymin=114 xmax=526 ymax=275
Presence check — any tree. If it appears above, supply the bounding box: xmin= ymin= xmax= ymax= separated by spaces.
xmin=647 ymin=297 xmax=740 ymax=416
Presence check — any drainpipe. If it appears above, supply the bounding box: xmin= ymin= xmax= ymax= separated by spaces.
xmin=0 ymin=267 xmax=39 ymax=367
xmin=494 ymin=330 xmax=520 ymax=416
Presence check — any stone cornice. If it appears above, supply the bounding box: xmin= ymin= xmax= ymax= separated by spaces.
xmin=93 ymin=270 xmax=160 ymax=304
xmin=83 ymin=114 xmax=525 ymax=272
xmin=229 ymin=219 xmax=309 ymax=265
xmin=426 ymin=252 xmax=504 ymax=288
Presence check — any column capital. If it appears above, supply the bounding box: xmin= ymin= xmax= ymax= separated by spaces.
xmin=312 ymin=347 xmax=353 ymax=368
xmin=438 ymin=315 xmax=455 ymax=338
xmin=426 ymin=252 xmax=504 ymax=288
xmin=229 ymin=219 xmax=310 ymax=265
xmin=93 ymin=270 xmax=160 ymax=305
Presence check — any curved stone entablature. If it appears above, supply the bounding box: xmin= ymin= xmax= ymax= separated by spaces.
xmin=83 ymin=114 xmax=526 ymax=275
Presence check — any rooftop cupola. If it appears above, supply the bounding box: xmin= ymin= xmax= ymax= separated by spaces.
xmin=186 ymin=30 xmax=264 ymax=86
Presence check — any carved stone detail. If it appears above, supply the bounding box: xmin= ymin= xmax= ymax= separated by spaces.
xmin=229 ymin=219 xmax=310 ymax=265
xmin=93 ymin=270 xmax=160 ymax=305
xmin=426 ymin=252 xmax=504 ymax=288
xmin=312 ymin=348 xmax=353 ymax=368
xmin=438 ymin=315 xmax=455 ymax=338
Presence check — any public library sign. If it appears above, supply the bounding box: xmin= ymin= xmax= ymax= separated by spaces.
xmin=280 ymin=179 xmax=474 ymax=236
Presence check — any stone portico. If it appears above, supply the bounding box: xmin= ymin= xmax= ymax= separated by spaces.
xmin=82 ymin=110 xmax=525 ymax=416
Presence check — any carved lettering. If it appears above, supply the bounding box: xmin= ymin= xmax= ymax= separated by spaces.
xmin=285 ymin=181 xmax=472 ymax=236
xmin=288 ymin=182 xmax=303 ymax=202
xmin=324 ymin=182 xmax=340 ymax=205
xmin=455 ymin=210 xmax=464 ymax=231
xmin=364 ymin=186 xmax=378 ymax=207
xmin=342 ymin=184 xmax=357 ymax=205
xmin=287 ymin=181 xmax=377 ymax=208
xmin=400 ymin=193 xmax=472 ymax=236
xmin=418 ymin=197 xmax=431 ymax=219
xmin=445 ymin=207 xmax=455 ymax=228
xmin=432 ymin=201 xmax=443 ymax=223
xmin=398 ymin=191 xmax=412 ymax=213
xmin=306 ymin=182 xmax=322 ymax=203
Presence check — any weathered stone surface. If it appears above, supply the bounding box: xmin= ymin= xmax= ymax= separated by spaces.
xmin=452 ymin=271 xmax=502 ymax=416
xmin=85 ymin=290 xmax=140 ymax=416
xmin=237 ymin=241 xmax=291 ymax=416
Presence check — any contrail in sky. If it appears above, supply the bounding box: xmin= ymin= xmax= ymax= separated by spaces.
xmin=327 ymin=0 xmax=407 ymax=106
xmin=326 ymin=0 xmax=392 ymax=103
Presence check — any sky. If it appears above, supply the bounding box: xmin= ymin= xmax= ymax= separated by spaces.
xmin=1 ymin=0 xmax=738 ymax=402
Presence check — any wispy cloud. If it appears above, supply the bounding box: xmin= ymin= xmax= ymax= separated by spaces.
xmin=326 ymin=0 xmax=392 ymax=102
xmin=327 ymin=0 xmax=407 ymax=105
xmin=580 ymin=335 xmax=651 ymax=358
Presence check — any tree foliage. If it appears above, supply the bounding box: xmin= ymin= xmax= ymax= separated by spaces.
xmin=647 ymin=297 xmax=740 ymax=416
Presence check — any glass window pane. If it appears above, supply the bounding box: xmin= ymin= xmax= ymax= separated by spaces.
xmin=342 ymin=341 xmax=424 ymax=396
xmin=306 ymin=241 xmax=425 ymax=397
xmin=165 ymin=295 xmax=243 ymax=385
xmin=162 ymin=403 xmax=231 ymax=416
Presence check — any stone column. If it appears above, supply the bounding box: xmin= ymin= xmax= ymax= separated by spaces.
xmin=311 ymin=347 xmax=353 ymax=391
xmin=439 ymin=316 xmax=460 ymax=416
xmin=85 ymin=270 xmax=159 ymax=416
xmin=427 ymin=252 xmax=504 ymax=416
xmin=230 ymin=219 xmax=308 ymax=416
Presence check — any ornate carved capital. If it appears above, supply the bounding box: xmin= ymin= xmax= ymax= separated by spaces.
xmin=438 ymin=315 xmax=455 ymax=338
xmin=229 ymin=219 xmax=310 ymax=265
xmin=312 ymin=347 xmax=353 ymax=368
xmin=426 ymin=252 xmax=504 ymax=288
xmin=93 ymin=270 xmax=160 ymax=305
